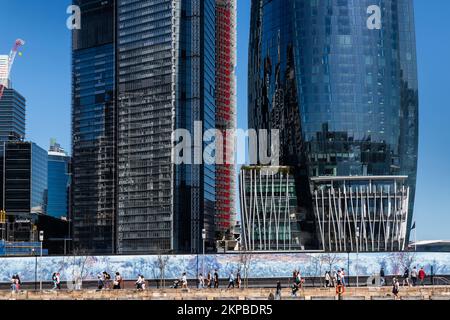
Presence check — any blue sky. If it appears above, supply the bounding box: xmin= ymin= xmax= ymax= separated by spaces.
xmin=0 ymin=0 xmax=449 ymax=241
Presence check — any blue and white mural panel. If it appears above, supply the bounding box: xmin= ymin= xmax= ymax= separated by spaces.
xmin=0 ymin=252 xmax=449 ymax=283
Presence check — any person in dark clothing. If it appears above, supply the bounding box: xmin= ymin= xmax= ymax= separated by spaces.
xmin=275 ymin=281 xmax=282 ymax=300
xmin=402 ymin=268 xmax=410 ymax=287
xmin=214 ymin=270 xmax=219 ymax=288
xmin=380 ymin=267 xmax=385 ymax=286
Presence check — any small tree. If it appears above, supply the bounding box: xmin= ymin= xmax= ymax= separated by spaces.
xmin=239 ymin=250 xmax=254 ymax=288
xmin=309 ymin=255 xmax=324 ymax=287
xmin=65 ymin=248 xmax=90 ymax=290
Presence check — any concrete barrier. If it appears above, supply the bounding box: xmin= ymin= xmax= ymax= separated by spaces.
xmin=343 ymin=296 xmax=366 ymax=300
xmin=400 ymin=296 xmax=424 ymax=300
xmin=430 ymin=296 xmax=450 ymax=300
xmin=311 ymin=296 xmax=336 ymax=300
xmin=371 ymin=296 xmax=394 ymax=300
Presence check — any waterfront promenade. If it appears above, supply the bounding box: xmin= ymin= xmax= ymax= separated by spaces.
xmin=1 ymin=286 xmax=450 ymax=300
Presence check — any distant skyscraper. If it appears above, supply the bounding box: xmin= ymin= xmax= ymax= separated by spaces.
xmin=248 ymin=0 xmax=419 ymax=251
xmin=215 ymin=0 xmax=237 ymax=238
xmin=72 ymin=0 xmax=235 ymax=254
xmin=0 ymin=141 xmax=47 ymax=242
xmin=0 ymin=88 xmax=25 ymax=148
xmin=47 ymin=140 xmax=71 ymax=219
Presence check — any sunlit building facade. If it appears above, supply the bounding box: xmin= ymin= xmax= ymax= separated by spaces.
xmin=248 ymin=0 xmax=419 ymax=251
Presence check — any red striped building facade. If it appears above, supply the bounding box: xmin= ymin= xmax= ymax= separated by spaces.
xmin=215 ymin=0 xmax=237 ymax=238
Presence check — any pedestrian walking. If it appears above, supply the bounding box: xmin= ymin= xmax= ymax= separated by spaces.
xmin=402 ymin=268 xmax=410 ymax=287
xmin=332 ymin=270 xmax=338 ymax=287
xmin=380 ymin=267 xmax=386 ymax=286
xmin=52 ymin=273 xmax=58 ymax=290
xmin=55 ymin=272 xmax=61 ymax=290
xmin=291 ymin=271 xmax=301 ymax=297
xmin=181 ymin=272 xmax=188 ymax=289
xmin=227 ymin=271 xmax=235 ymax=289
xmin=207 ymin=271 xmax=212 ymax=288
xmin=392 ymin=278 xmax=400 ymax=300
xmin=418 ymin=267 xmax=426 ymax=286
xmin=411 ymin=266 xmax=418 ymax=286
xmin=113 ymin=272 xmax=122 ymax=289
xmin=275 ymin=281 xmax=282 ymax=300
xmin=10 ymin=275 xmax=18 ymax=292
xmin=340 ymin=268 xmax=346 ymax=287
xmin=198 ymin=273 xmax=204 ymax=289
xmin=236 ymin=270 xmax=242 ymax=288
xmin=97 ymin=274 xmax=104 ymax=290
xmin=325 ymin=271 xmax=331 ymax=288
xmin=214 ymin=269 xmax=219 ymax=288
xmin=136 ymin=275 xmax=144 ymax=290
xmin=337 ymin=269 xmax=342 ymax=286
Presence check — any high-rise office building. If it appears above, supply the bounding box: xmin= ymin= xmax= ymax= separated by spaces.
xmin=0 ymin=88 xmax=25 ymax=149
xmin=215 ymin=0 xmax=237 ymax=238
xmin=72 ymin=0 xmax=116 ymax=254
xmin=0 ymin=141 xmax=48 ymax=242
xmin=72 ymin=0 xmax=235 ymax=254
xmin=47 ymin=140 xmax=71 ymax=219
xmin=248 ymin=0 xmax=419 ymax=251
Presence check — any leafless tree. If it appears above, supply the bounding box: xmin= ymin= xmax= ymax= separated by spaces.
xmin=238 ymin=250 xmax=254 ymax=288
xmin=322 ymin=253 xmax=340 ymax=273
xmin=64 ymin=248 xmax=90 ymax=290
xmin=309 ymin=255 xmax=324 ymax=287
xmin=152 ymin=253 xmax=170 ymax=289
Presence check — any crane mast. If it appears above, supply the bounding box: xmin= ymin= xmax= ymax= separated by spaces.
xmin=0 ymin=39 xmax=25 ymax=100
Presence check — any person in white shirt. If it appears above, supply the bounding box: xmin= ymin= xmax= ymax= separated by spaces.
xmin=198 ymin=273 xmax=204 ymax=289
xmin=325 ymin=271 xmax=331 ymax=287
xmin=228 ymin=272 xmax=235 ymax=289
xmin=181 ymin=273 xmax=188 ymax=289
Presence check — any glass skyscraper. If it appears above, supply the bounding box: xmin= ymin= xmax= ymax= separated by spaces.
xmin=47 ymin=140 xmax=71 ymax=219
xmin=248 ymin=0 xmax=418 ymax=251
xmin=0 ymin=88 xmax=25 ymax=150
xmin=72 ymin=0 xmax=116 ymax=254
xmin=72 ymin=0 xmax=234 ymax=254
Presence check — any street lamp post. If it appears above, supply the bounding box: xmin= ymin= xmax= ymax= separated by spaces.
xmin=202 ymin=229 xmax=206 ymax=278
xmin=32 ymin=248 xmax=37 ymax=291
xmin=356 ymin=227 xmax=360 ymax=287
xmin=39 ymin=231 xmax=44 ymax=291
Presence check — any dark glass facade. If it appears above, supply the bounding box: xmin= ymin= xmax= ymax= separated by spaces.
xmin=47 ymin=143 xmax=71 ymax=219
xmin=72 ymin=0 xmax=224 ymax=254
xmin=0 ymin=88 xmax=25 ymax=151
xmin=249 ymin=0 xmax=419 ymax=249
xmin=0 ymin=141 xmax=47 ymax=241
xmin=72 ymin=0 xmax=116 ymax=253
xmin=116 ymin=0 xmax=217 ymax=254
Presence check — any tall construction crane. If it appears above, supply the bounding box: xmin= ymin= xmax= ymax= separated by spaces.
xmin=0 ymin=39 xmax=25 ymax=100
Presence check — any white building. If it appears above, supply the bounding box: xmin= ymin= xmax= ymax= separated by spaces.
xmin=0 ymin=55 xmax=9 ymax=87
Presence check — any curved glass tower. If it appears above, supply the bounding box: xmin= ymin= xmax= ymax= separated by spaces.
xmin=248 ymin=0 xmax=418 ymax=251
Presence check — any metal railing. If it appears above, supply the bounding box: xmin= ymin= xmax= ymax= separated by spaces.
xmin=433 ymin=276 xmax=450 ymax=286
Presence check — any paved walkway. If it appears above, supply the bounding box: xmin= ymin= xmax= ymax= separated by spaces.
xmin=1 ymin=286 xmax=450 ymax=300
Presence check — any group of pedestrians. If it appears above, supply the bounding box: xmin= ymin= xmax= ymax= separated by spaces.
xmin=291 ymin=270 xmax=304 ymax=296
xmin=10 ymin=274 xmax=21 ymax=292
xmin=324 ymin=269 xmax=346 ymax=288
xmin=96 ymin=271 xmax=123 ymax=290
xmin=179 ymin=269 xmax=242 ymax=289
xmin=391 ymin=267 xmax=425 ymax=300
xmin=52 ymin=272 xmax=61 ymax=290
xmin=380 ymin=266 xmax=427 ymax=288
